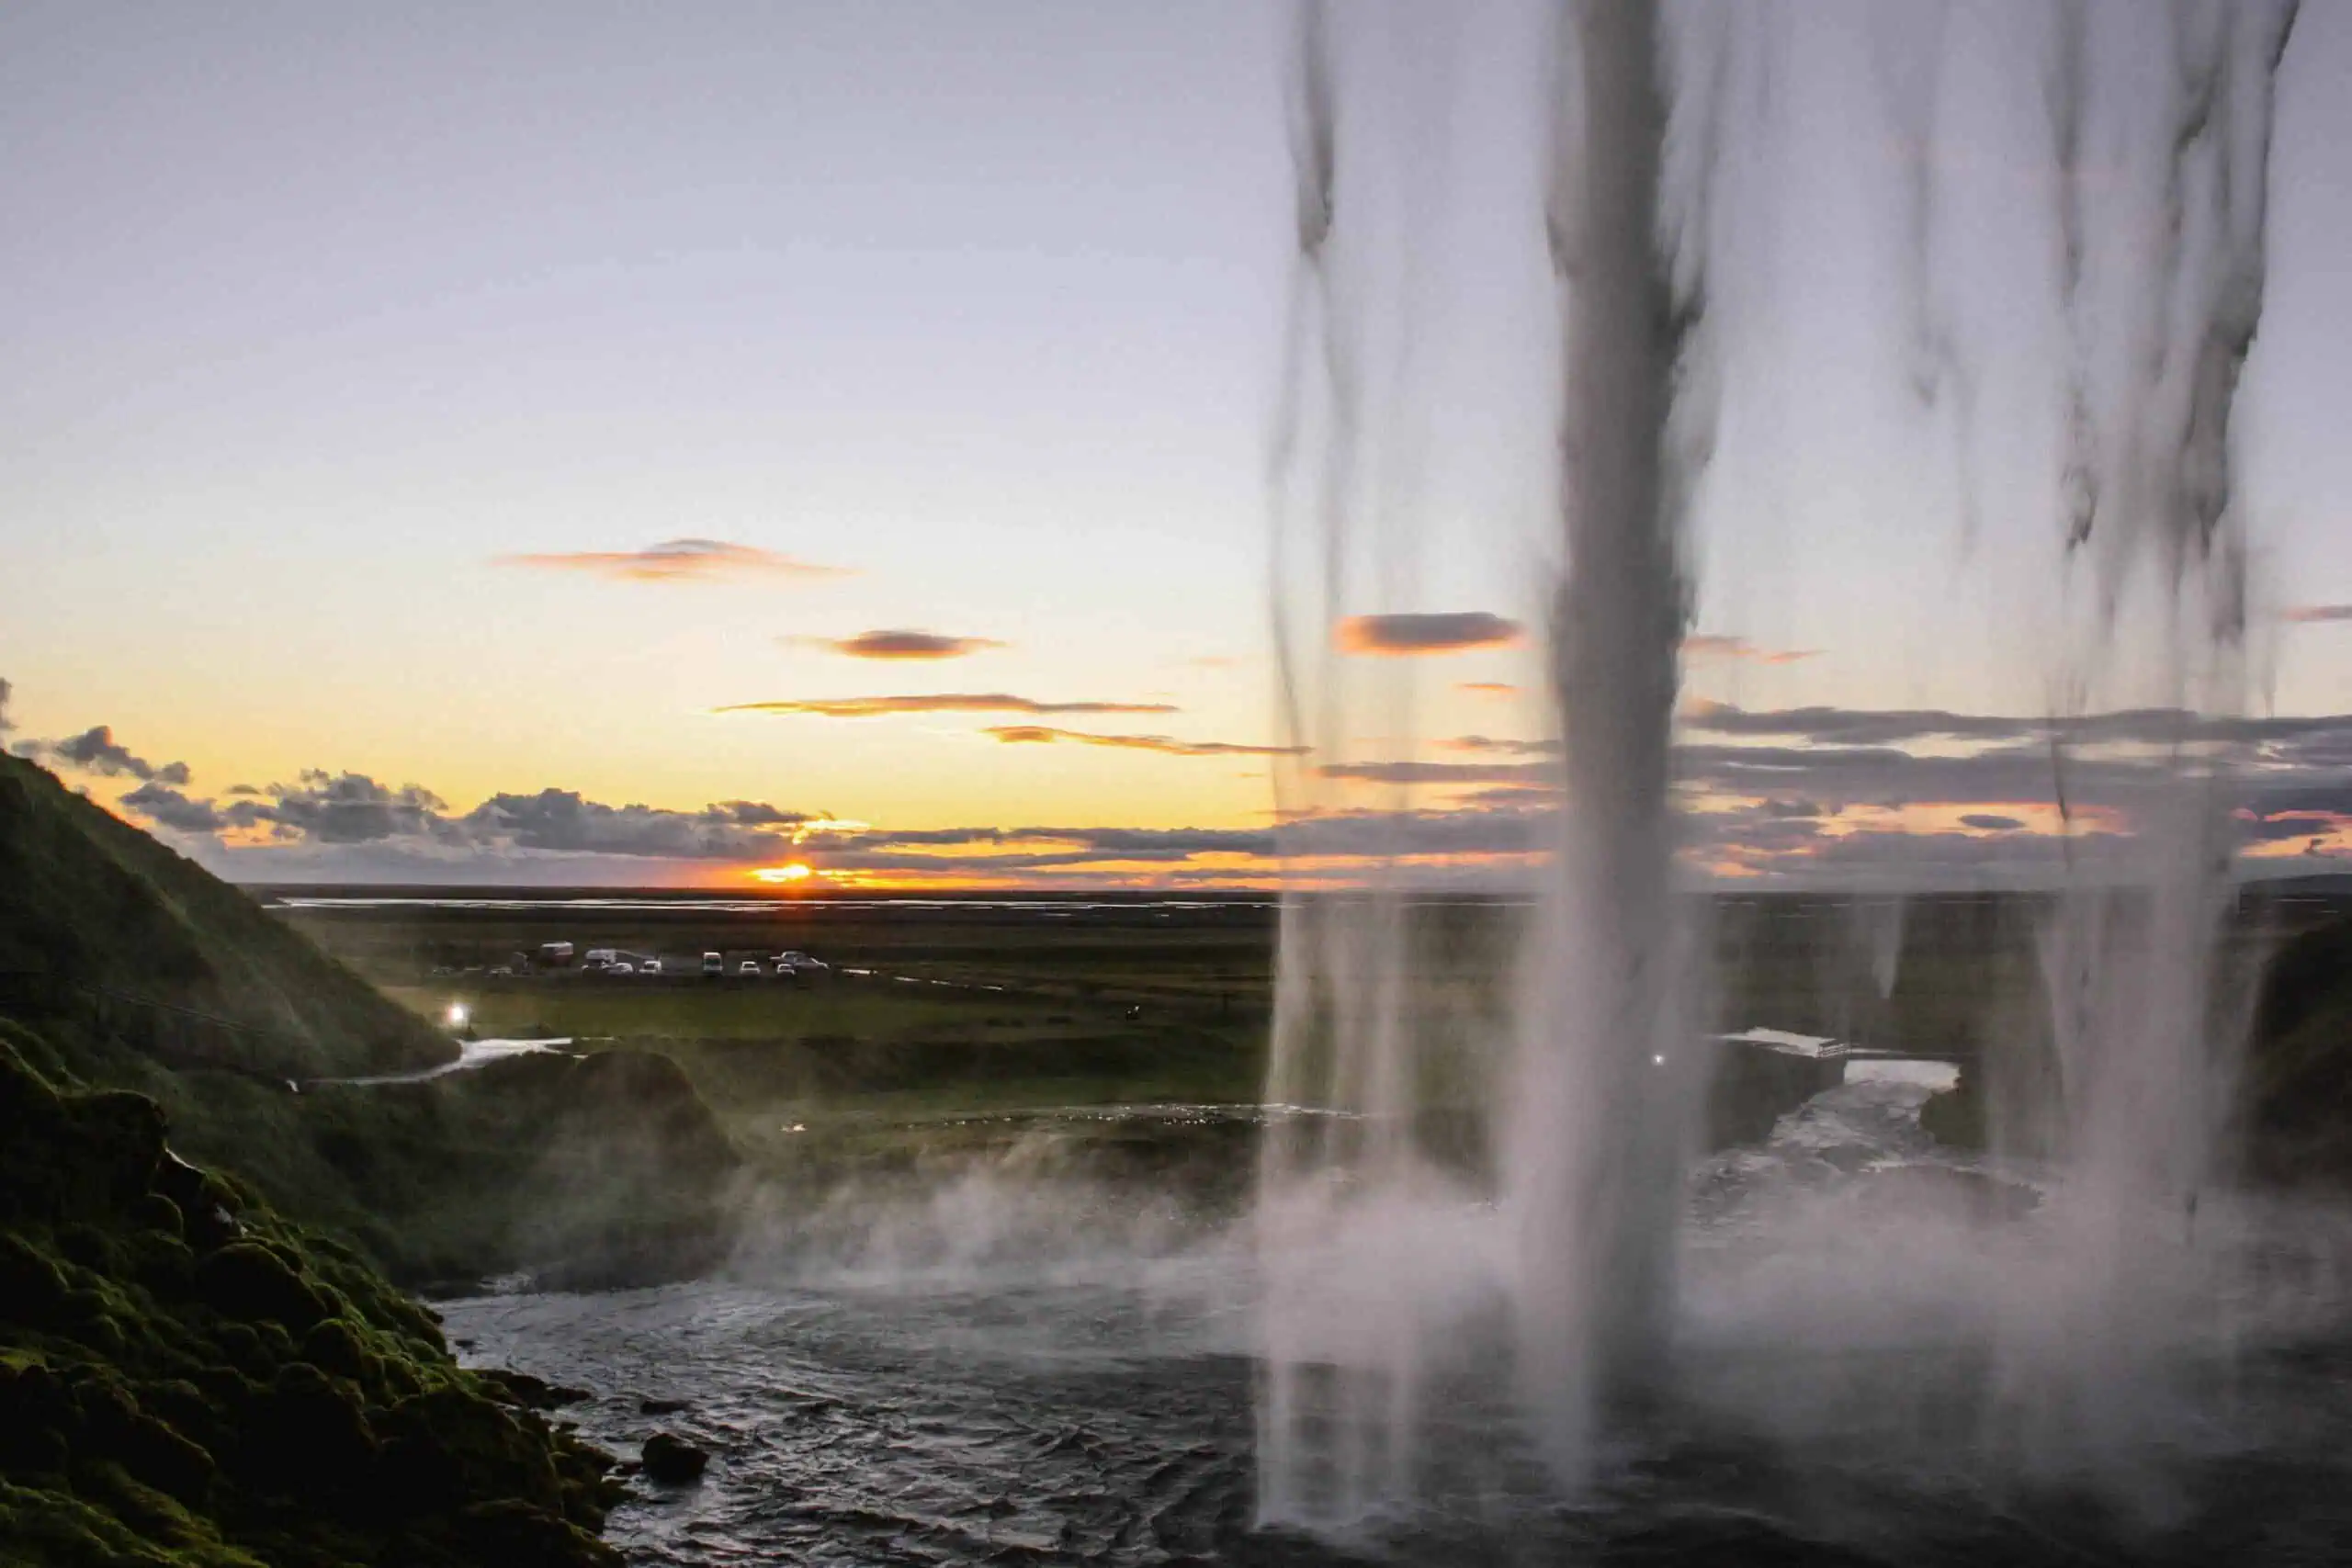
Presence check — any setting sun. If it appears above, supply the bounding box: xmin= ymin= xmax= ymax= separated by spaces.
xmin=751 ymin=863 xmax=815 ymax=885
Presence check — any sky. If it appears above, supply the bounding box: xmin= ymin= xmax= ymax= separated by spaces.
xmin=3 ymin=2 xmax=2348 ymax=890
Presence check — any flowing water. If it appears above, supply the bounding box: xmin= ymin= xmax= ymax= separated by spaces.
xmin=446 ymin=1086 xmax=2352 ymax=1565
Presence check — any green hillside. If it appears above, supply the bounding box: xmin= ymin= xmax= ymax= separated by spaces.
xmin=0 ymin=753 xmax=741 ymax=1291
xmin=0 ymin=755 xmax=452 ymax=1081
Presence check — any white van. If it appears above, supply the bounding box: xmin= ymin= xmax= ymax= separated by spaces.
xmin=701 ymin=952 xmax=725 ymax=978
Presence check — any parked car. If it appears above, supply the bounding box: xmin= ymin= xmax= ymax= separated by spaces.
xmin=609 ymin=962 xmax=635 ymax=976
xmin=642 ymin=959 xmax=664 ymax=977
xmin=701 ymin=952 xmax=725 ymax=978
xmin=775 ymin=951 xmax=830 ymax=977
xmin=738 ymin=959 xmax=763 ymax=977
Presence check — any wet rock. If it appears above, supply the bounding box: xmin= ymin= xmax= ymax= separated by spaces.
xmin=451 ymin=1498 xmax=622 ymax=1568
xmin=378 ymin=1383 xmax=565 ymax=1515
xmin=482 ymin=1367 xmax=594 ymax=1410
xmin=638 ymin=1395 xmax=691 ymax=1415
xmin=641 ymin=1430 xmax=708 ymax=1484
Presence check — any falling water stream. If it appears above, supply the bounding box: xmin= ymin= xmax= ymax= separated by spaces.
xmin=1255 ymin=0 xmax=2319 ymax=1534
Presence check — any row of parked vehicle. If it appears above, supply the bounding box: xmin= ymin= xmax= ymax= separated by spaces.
xmin=577 ymin=947 xmax=831 ymax=980
xmin=431 ymin=945 xmax=833 ymax=980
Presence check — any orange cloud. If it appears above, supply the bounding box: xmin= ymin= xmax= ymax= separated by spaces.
xmin=1440 ymin=735 xmax=1557 ymax=757
xmin=984 ymin=726 xmax=1306 ymax=757
xmin=2284 ymin=604 xmax=2352 ymax=625
xmin=717 ymin=694 xmax=1179 ymax=718
xmin=789 ymin=629 xmax=1006 ymax=660
xmin=495 ymin=537 xmax=851 ymax=582
xmin=1682 ymin=634 xmax=1820 ymax=665
xmin=1336 ymin=612 xmax=1521 ymax=656
xmin=1458 ymin=682 xmax=1520 ymax=698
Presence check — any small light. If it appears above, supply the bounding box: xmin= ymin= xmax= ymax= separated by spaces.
xmin=1652 ymin=1054 xmax=1666 ymax=1066
xmin=447 ymin=1003 xmax=469 ymax=1029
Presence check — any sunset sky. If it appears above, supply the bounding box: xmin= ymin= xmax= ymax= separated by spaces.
xmin=5 ymin=3 xmax=2349 ymax=889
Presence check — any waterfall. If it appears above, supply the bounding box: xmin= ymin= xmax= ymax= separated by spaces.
xmin=1255 ymin=0 xmax=2302 ymax=1526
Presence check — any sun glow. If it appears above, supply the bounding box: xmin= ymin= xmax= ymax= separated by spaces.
xmin=752 ymin=863 xmax=816 ymax=884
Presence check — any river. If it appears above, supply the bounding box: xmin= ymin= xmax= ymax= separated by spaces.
xmin=444 ymin=1077 xmax=2352 ymax=1566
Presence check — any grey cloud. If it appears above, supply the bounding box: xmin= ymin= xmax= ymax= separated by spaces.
xmin=496 ymin=537 xmax=851 ymax=583
xmin=38 ymin=724 xmax=192 ymax=784
xmin=2285 ymin=605 xmax=2352 ymax=624
xmin=220 ymin=773 xmax=827 ymax=861
xmin=796 ymin=630 xmax=1006 ymax=660
xmin=119 ymin=782 xmax=230 ymax=834
xmin=2241 ymin=812 xmax=2344 ymax=844
xmin=0 ymin=678 xmax=12 ymax=734
xmin=1688 ymin=702 xmax=2352 ymax=750
xmin=1961 ymin=813 xmax=2027 ymax=831
xmin=1320 ymin=760 xmax=1553 ymax=785
xmin=1687 ymin=705 xmax=2035 ymax=745
xmin=459 ymin=790 xmax=816 ymax=860
xmin=254 ymin=772 xmax=455 ymax=845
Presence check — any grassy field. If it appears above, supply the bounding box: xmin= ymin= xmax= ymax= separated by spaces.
xmin=275 ymin=898 xmax=1280 ymax=1160
xmin=276 ymin=886 xmax=2352 ymax=1172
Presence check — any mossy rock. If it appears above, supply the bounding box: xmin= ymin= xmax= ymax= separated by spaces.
xmin=241 ymin=1362 xmax=378 ymax=1500
xmin=195 ymin=1244 xmax=330 ymax=1331
xmin=298 ymin=1317 xmax=376 ymax=1382
xmin=0 ymin=1234 xmax=71 ymax=1322
xmin=378 ymin=1382 xmax=563 ymax=1516
xmin=0 ymin=1021 xmax=621 ymax=1566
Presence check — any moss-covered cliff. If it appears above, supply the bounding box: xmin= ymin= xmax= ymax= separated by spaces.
xmin=0 ymin=1021 xmax=621 ymax=1566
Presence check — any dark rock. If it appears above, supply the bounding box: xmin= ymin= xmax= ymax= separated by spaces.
xmin=0 ymin=1231 xmax=70 ymax=1321
xmin=246 ymin=1361 xmax=379 ymax=1495
xmin=451 ymin=1498 xmax=623 ymax=1568
xmin=638 ymin=1395 xmax=691 ymax=1416
xmin=128 ymin=1191 xmax=183 ymax=1239
xmin=197 ymin=1241 xmax=330 ymax=1329
xmin=378 ymin=1383 xmax=564 ymax=1515
xmin=300 ymin=1315 xmax=376 ymax=1381
xmin=481 ymin=1367 xmax=594 ymax=1411
xmin=640 ymin=1431 xmax=708 ymax=1484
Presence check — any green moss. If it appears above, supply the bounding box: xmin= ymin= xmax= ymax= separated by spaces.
xmin=0 ymin=1026 xmax=620 ymax=1567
